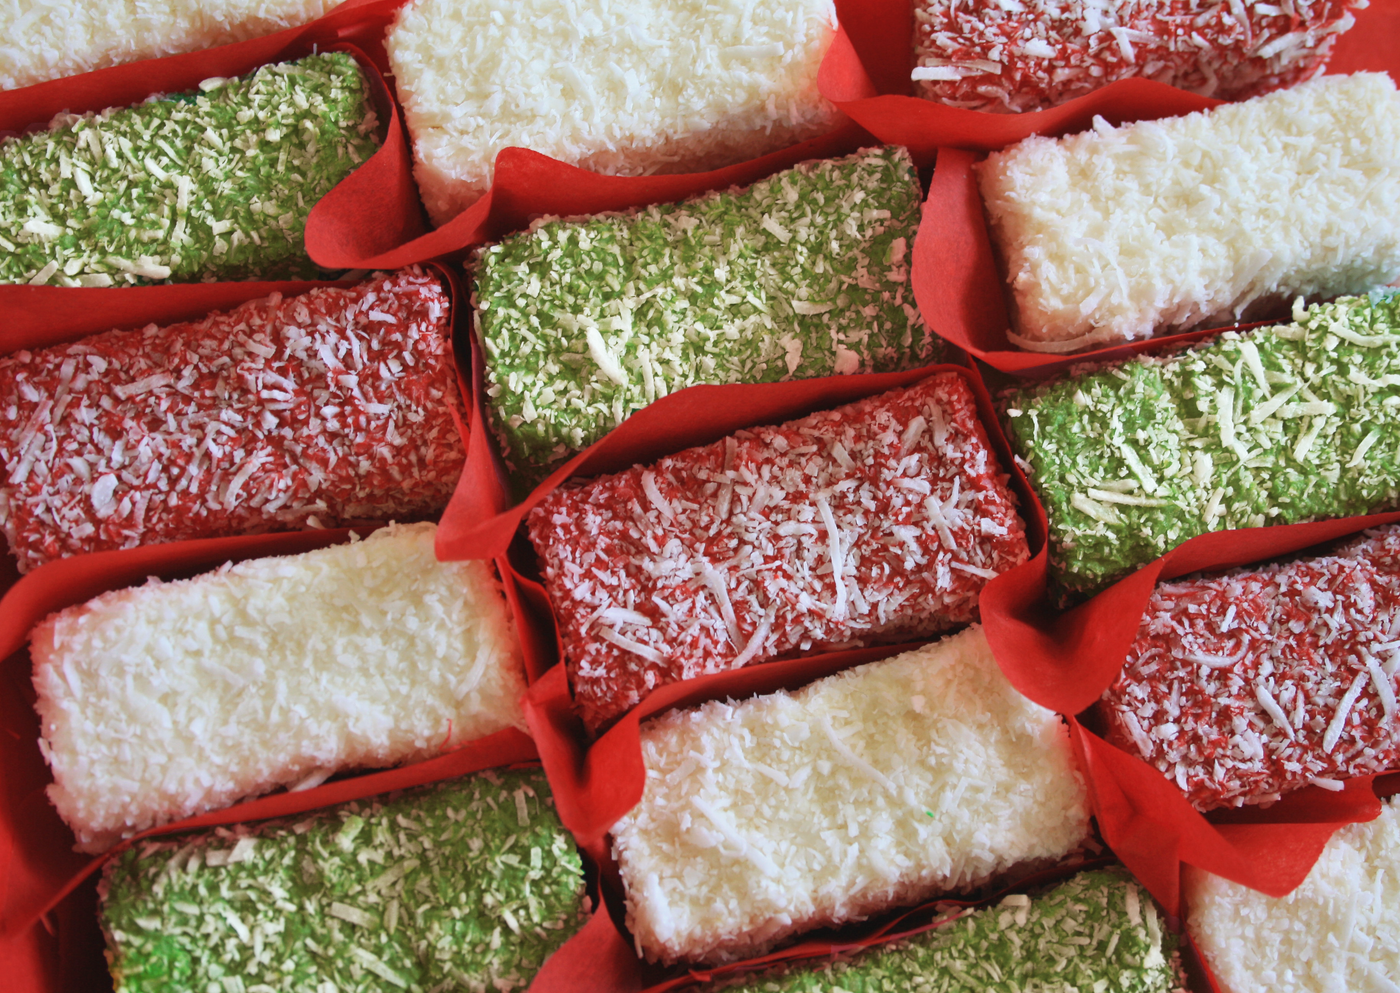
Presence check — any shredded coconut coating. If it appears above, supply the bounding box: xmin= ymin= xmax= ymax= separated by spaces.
xmin=474 ymin=146 xmax=934 ymax=486
xmin=0 ymin=52 xmax=380 ymax=287
xmin=0 ymin=267 xmax=466 ymax=573
xmin=1003 ymin=291 xmax=1400 ymax=601
xmin=385 ymin=0 xmax=840 ymax=225
xmin=1186 ymin=797 xmax=1400 ymax=993
xmin=612 ymin=626 xmax=1091 ymax=965
xmin=704 ymin=869 xmax=1181 ymax=992
xmin=1102 ymin=526 xmax=1400 ymax=811
xmin=529 ymin=374 xmax=1030 ymax=733
xmin=100 ymin=768 xmax=586 ymax=993
xmin=0 ymin=0 xmax=340 ymax=91
xmin=33 ymin=523 xmax=528 ymax=853
xmin=976 ymin=72 xmax=1400 ymax=351
xmin=913 ymin=0 xmax=1359 ymax=113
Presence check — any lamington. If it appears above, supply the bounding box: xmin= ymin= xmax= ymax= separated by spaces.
xmin=529 ymin=373 xmax=1029 ymax=732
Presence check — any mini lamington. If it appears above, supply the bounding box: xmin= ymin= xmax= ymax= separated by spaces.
xmin=100 ymin=768 xmax=587 ymax=993
xmin=698 ymin=869 xmax=1181 ymax=993
xmin=1 ymin=0 xmax=340 ymax=91
xmin=914 ymin=0 xmax=1361 ymax=113
xmin=386 ymin=0 xmax=839 ymax=224
xmin=1102 ymin=526 xmax=1400 ymax=811
xmin=1186 ymin=797 xmax=1400 ymax=993
xmin=612 ymin=626 xmax=1091 ymax=964
xmin=34 ymin=523 xmax=527 ymax=852
xmin=976 ymin=72 xmax=1400 ymax=351
xmin=1002 ymin=291 xmax=1400 ymax=600
xmin=0 ymin=52 xmax=380 ymax=286
xmin=0 ymin=267 xmax=465 ymax=572
xmin=528 ymin=373 xmax=1030 ymax=732
xmin=474 ymin=145 xmax=932 ymax=485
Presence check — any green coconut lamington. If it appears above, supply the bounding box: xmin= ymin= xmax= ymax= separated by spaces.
xmin=1004 ymin=291 xmax=1400 ymax=601
xmin=0 ymin=52 xmax=379 ymax=286
xmin=706 ymin=869 xmax=1180 ymax=993
xmin=99 ymin=768 xmax=587 ymax=993
xmin=471 ymin=145 xmax=935 ymax=486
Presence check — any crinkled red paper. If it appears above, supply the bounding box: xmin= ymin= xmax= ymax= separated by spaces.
xmin=980 ymin=514 xmax=1400 ymax=919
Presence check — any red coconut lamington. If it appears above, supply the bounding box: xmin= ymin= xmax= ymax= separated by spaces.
xmin=912 ymin=0 xmax=1360 ymax=113
xmin=0 ymin=267 xmax=466 ymax=572
xmin=528 ymin=373 xmax=1030 ymax=732
xmin=1102 ymin=526 xmax=1400 ymax=811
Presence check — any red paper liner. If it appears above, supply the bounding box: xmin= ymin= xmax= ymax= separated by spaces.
xmin=0 ymin=0 xmax=429 ymax=288
xmin=523 ymin=621 xmax=1124 ymax=993
xmin=822 ymin=0 xmax=1400 ymax=372
xmin=0 ymin=526 xmax=541 ymax=993
xmin=0 ymin=259 xmax=468 ymax=601
xmin=980 ymin=513 xmax=1400 ymax=916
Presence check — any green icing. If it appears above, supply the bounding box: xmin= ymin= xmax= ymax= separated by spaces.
xmin=710 ymin=869 xmax=1179 ymax=993
xmin=100 ymin=768 xmax=586 ymax=993
xmin=0 ymin=52 xmax=379 ymax=286
xmin=1004 ymin=291 xmax=1400 ymax=601
xmin=471 ymin=145 xmax=936 ymax=487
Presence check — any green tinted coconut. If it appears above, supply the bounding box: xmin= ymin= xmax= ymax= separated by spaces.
xmin=471 ymin=145 xmax=935 ymax=488
xmin=704 ymin=869 xmax=1181 ymax=993
xmin=0 ymin=52 xmax=379 ymax=286
xmin=1004 ymin=291 xmax=1400 ymax=601
xmin=99 ymin=768 xmax=586 ymax=993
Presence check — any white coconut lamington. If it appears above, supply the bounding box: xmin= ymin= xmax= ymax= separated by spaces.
xmin=384 ymin=0 xmax=839 ymax=225
xmin=527 ymin=374 xmax=1031 ymax=733
xmin=33 ymin=523 xmax=527 ymax=852
xmin=611 ymin=626 xmax=1092 ymax=965
xmin=976 ymin=72 xmax=1400 ymax=352
xmin=1102 ymin=526 xmax=1400 ymax=811
xmin=913 ymin=0 xmax=1362 ymax=113
xmin=0 ymin=0 xmax=340 ymax=91
xmin=1186 ymin=796 xmax=1400 ymax=993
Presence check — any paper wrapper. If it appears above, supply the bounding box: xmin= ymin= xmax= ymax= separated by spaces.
xmin=980 ymin=513 xmax=1400 ymax=918
xmin=0 ymin=0 xmax=429 ymax=295
xmin=0 ymin=527 xmax=542 ymax=993
xmin=817 ymin=0 xmax=1400 ymax=372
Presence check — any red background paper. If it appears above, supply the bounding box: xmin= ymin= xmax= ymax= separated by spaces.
xmin=0 ymin=524 xmax=540 ymax=993
xmin=980 ymin=513 xmax=1400 ymax=916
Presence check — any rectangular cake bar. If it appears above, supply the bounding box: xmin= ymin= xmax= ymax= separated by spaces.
xmin=386 ymin=0 xmax=839 ymax=224
xmin=914 ymin=0 xmax=1360 ymax=113
xmin=3 ymin=0 xmax=340 ymax=91
xmin=1102 ymin=525 xmax=1400 ymax=811
xmin=473 ymin=145 xmax=933 ymax=484
xmin=528 ymin=373 xmax=1030 ymax=732
xmin=0 ymin=266 xmax=466 ymax=572
xmin=700 ymin=869 xmax=1180 ymax=993
xmin=1186 ymin=796 xmax=1399 ymax=993
xmin=34 ymin=523 xmax=527 ymax=851
xmin=1003 ymin=290 xmax=1400 ymax=599
xmin=0 ymin=52 xmax=379 ymax=286
xmin=100 ymin=767 xmax=586 ymax=993
xmin=976 ymin=73 xmax=1400 ymax=350
xmin=611 ymin=626 xmax=1091 ymax=965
